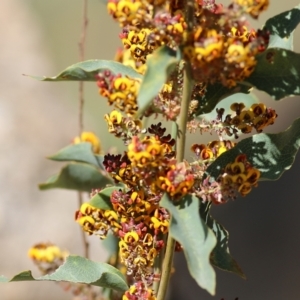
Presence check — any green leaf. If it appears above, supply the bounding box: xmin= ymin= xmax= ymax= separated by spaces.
xmin=89 ymin=186 xmax=120 ymax=210
xmin=267 ymin=32 xmax=294 ymax=50
xmin=263 ymin=4 xmax=300 ymax=51
xmin=160 ymin=194 xmax=216 ymax=295
xmin=195 ymin=83 xmax=250 ymax=116
xmin=48 ymin=143 xmax=104 ymax=169
xmin=39 ymin=163 xmax=113 ymax=192
xmin=0 ymin=272 xmax=35 ymax=282
xmin=25 ymin=60 xmax=142 ymax=81
xmin=199 ymin=201 xmax=245 ymax=278
xmin=206 ymin=117 xmax=300 ymax=181
xmin=136 ymin=46 xmax=180 ymax=117
xmin=245 ymin=48 xmax=300 ymax=100
xmin=102 ymin=233 xmax=119 ymax=254
xmin=1 ymin=256 xmax=128 ymax=292
xmin=263 ymin=4 xmax=300 ymax=38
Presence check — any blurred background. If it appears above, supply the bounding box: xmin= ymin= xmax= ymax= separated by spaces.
xmin=0 ymin=0 xmax=300 ymax=299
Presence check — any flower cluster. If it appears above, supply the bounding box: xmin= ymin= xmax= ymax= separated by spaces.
xmin=188 ymin=101 xmax=277 ymax=139
xmin=75 ymin=202 xmax=121 ymax=238
xmin=121 ymin=28 xmax=156 ymax=64
xmin=233 ymin=0 xmax=269 ymax=19
xmin=115 ymin=48 xmax=147 ymax=74
xmin=73 ymin=131 xmax=101 ymax=153
xmin=146 ymin=71 xmax=183 ymax=121
xmin=191 ymin=140 xmax=236 ymax=162
xmin=28 ymin=243 xmax=102 ymax=298
xmin=97 ymin=71 xmax=140 ymax=115
xmin=104 ymin=110 xmax=142 ymax=144
xmin=107 ymin=0 xmax=269 ymax=96
xmin=220 ymin=154 xmax=260 ymax=197
xmin=107 ymin=0 xmax=153 ymax=28
xmin=155 ymin=162 xmax=195 ymax=199
xmin=28 ymin=243 xmax=68 ymax=275
xmin=224 ymin=102 xmax=278 ymax=134
xmin=78 ymin=1 xmax=274 ymax=299
xmin=197 ymin=154 xmax=260 ymax=204
xmin=184 ymin=3 xmax=269 ymax=87
xmin=123 ymin=281 xmax=156 ymax=300
xmin=76 ymin=122 xmax=196 ymax=299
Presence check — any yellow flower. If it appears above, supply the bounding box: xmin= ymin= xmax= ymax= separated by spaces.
xmin=233 ymin=0 xmax=269 ymax=18
xmin=73 ymin=131 xmax=101 ymax=154
xmin=124 ymin=231 xmax=139 ymax=243
xmin=28 ymin=243 xmax=68 ymax=263
xmin=226 ymin=44 xmax=248 ymax=64
xmin=150 ymin=216 xmax=169 ymax=234
xmin=250 ymin=103 xmax=266 ymax=116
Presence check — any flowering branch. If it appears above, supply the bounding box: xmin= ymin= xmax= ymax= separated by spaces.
xmin=157 ymin=2 xmax=195 ymax=300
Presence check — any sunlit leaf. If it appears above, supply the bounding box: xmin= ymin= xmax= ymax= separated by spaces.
xmin=245 ymin=48 xmax=300 ymax=100
xmin=25 ymin=60 xmax=142 ymax=81
xmin=195 ymin=83 xmax=250 ymax=116
xmin=136 ymin=46 xmax=180 ymax=117
xmin=263 ymin=4 xmax=300 ymax=38
xmin=199 ymin=201 xmax=245 ymax=278
xmin=161 ymin=194 xmax=216 ymax=295
xmin=206 ymin=117 xmax=300 ymax=181
xmin=1 ymin=256 xmax=128 ymax=292
xmin=39 ymin=163 xmax=113 ymax=192
xmin=267 ymin=33 xmax=294 ymax=50
xmin=48 ymin=143 xmax=104 ymax=169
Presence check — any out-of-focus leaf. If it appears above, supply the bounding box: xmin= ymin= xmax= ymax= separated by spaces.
xmin=0 ymin=276 xmax=8 ymax=282
xmin=1 ymin=256 xmax=128 ymax=292
xmin=102 ymin=233 xmax=119 ymax=254
xmin=161 ymin=194 xmax=216 ymax=295
xmin=245 ymin=48 xmax=300 ymax=100
xmin=195 ymin=83 xmax=250 ymax=116
xmin=25 ymin=60 xmax=142 ymax=81
xmin=136 ymin=46 xmax=180 ymax=117
xmin=39 ymin=163 xmax=113 ymax=192
xmin=48 ymin=143 xmax=104 ymax=169
xmin=263 ymin=4 xmax=300 ymax=38
xmin=89 ymin=186 xmax=121 ymax=210
xmin=206 ymin=117 xmax=300 ymax=181
xmin=200 ymin=201 xmax=245 ymax=278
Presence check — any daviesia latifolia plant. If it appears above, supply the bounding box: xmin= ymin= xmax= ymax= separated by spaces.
xmin=2 ymin=0 xmax=300 ymax=299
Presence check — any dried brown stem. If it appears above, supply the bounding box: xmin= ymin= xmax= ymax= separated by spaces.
xmin=78 ymin=0 xmax=90 ymax=263
xmin=78 ymin=0 xmax=88 ymax=134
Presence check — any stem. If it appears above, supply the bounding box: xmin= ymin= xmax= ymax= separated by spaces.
xmin=157 ymin=1 xmax=194 ymax=299
xmin=78 ymin=0 xmax=90 ymax=262
xmin=156 ymin=232 xmax=176 ymax=300
xmin=157 ymin=63 xmax=193 ymax=300
xmin=153 ymin=234 xmax=167 ymax=294
xmin=78 ymin=0 xmax=88 ymax=134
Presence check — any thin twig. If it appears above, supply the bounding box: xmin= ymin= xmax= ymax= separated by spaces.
xmin=78 ymin=0 xmax=88 ymax=134
xmin=78 ymin=0 xmax=90 ymax=261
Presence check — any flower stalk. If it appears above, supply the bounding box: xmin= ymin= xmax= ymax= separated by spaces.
xmin=157 ymin=3 xmax=194 ymax=298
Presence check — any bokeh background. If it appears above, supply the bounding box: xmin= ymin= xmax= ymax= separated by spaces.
xmin=0 ymin=0 xmax=300 ymax=299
